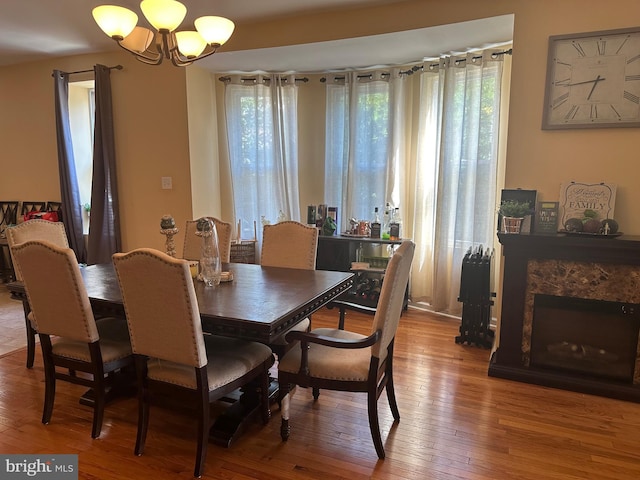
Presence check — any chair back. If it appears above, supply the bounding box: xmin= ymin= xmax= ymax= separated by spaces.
xmin=261 ymin=221 xmax=318 ymax=270
xmin=46 ymin=201 xmax=63 ymax=222
xmin=11 ymin=240 xmax=98 ymax=342
xmin=370 ymin=241 xmax=415 ymax=361
xmin=0 ymin=201 xmax=18 ymax=227
xmin=183 ymin=217 xmax=232 ymax=263
xmin=20 ymin=201 xmax=47 ymax=217
xmin=113 ymin=248 xmax=207 ymax=368
xmin=6 ymin=220 xmax=69 ymax=281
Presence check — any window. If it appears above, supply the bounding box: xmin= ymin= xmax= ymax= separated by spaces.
xmin=324 ymin=76 xmax=391 ymax=229
xmin=68 ymin=80 xmax=94 ymax=234
xmin=224 ymin=77 xmax=300 ymax=240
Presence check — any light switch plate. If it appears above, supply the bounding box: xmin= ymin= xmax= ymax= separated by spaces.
xmin=161 ymin=177 xmax=172 ymax=189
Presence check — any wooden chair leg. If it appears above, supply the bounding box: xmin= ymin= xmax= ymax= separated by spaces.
xmin=91 ymin=376 xmax=106 ymax=439
xmin=367 ymin=389 xmax=385 ymax=459
xmin=24 ymin=313 xmax=36 ymax=369
xmin=386 ymin=366 xmax=400 ymax=422
xmin=135 ymin=391 xmax=149 ymax=455
xmin=194 ymin=389 xmax=209 ymax=478
xmin=40 ymin=335 xmax=55 ymax=425
xmin=134 ymin=357 xmax=149 ymax=456
xmin=279 ymin=381 xmax=291 ymax=441
xmin=41 ymin=360 xmax=56 ymax=425
xmin=312 ymin=387 xmax=320 ymax=400
xmin=261 ymin=364 xmax=271 ymax=425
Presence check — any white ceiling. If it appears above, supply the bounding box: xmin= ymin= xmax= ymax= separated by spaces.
xmin=0 ymin=0 xmax=513 ymax=73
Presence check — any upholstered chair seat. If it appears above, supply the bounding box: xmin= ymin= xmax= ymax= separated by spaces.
xmin=146 ymin=335 xmax=272 ymax=390
xmin=51 ymin=318 xmax=132 ymax=363
xmin=278 ymin=328 xmax=371 ymax=381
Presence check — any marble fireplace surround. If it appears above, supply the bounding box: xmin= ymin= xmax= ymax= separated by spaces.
xmin=490 ymin=233 xmax=640 ymax=402
xmin=523 ymin=259 xmax=640 ymax=384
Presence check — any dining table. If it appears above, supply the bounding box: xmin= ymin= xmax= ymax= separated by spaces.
xmin=7 ymin=261 xmax=354 ymax=446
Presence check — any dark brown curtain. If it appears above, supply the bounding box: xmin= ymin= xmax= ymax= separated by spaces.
xmin=87 ymin=64 xmax=121 ymax=264
xmin=53 ymin=70 xmax=87 ymax=263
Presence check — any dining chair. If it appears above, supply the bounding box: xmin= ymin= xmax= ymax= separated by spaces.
xmin=260 ymin=221 xmax=319 ymax=358
xmin=46 ymin=201 xmax=63 ymax=222
xmin=277 ymin=240 xmax=415 ymax=459
xmin=0 ymin=201 xmax=19 ymax=284
xmin=6 ymin=219 xmax=70 ymax=369
xmin=20 ymin=200 xmax=47 ymax=219
xmin=112 ymin=248 xmax=273 ymax=478
xmin=11 ymin=240 xmax=133 ymax=438
xmin=183 ymin=217 xmax=232 ymax=263
xmin=0 ymin=201 xmax=19 ymax=228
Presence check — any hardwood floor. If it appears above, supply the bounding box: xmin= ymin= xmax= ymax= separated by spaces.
xmin=0 ymin=306 xmax=639 ymax=479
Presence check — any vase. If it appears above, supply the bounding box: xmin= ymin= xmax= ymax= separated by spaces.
xmin=199 ymin=219 xmax=222 ymax=286
xmin=502 ymin=216 xmax=524 ymax=234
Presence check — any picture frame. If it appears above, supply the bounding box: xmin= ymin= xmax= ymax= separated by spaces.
xmin=558 ymin=181 xmax=616 ymax=226
xmin=534 ymin=201 xmax=559 ymax=235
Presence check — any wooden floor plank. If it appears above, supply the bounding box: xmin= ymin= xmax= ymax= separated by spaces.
xmin=0 ymin=306 xmax=639 ymax=479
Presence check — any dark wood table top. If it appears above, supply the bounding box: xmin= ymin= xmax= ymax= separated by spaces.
xmin=9 ymin=262 xmax=354 ymax=344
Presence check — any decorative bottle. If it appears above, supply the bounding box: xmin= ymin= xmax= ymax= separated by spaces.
xmin=197 ymin=218 xmax=222 ymax=287
xmin=382 ymin=202 xmax=392 ymax=238
xmin=370 ymin=207 xmax=381 ymax=239
xmin=389 ymin=208 xmax=402 ymax=240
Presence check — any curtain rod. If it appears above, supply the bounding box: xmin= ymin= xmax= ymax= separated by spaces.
xmin=52 ymin=65 xmax=123 ymax=77
xmin=417 ymin=48 xmax=513 ymax=72
xmin=321 ymin=48 xmax=513 ymax=82
xmin=219 ymin=76 xmax=309 ymax=84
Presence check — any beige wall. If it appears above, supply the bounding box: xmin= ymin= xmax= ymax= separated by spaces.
xmin=1 ymin=0 xmax=640 ymax=259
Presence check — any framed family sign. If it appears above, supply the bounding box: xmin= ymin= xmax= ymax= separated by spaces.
xmin=558 ymin=181 xmax=617 ymax=225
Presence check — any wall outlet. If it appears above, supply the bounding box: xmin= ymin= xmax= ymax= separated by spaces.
xmin=161 ymin=176 xmax=172 ymax=189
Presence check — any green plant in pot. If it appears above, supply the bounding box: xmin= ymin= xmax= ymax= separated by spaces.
xmin=499 ymin=200 xmax=531 ymax=234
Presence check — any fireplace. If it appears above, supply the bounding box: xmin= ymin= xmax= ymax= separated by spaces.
xmin=490 ymin=233 xmax=640 ymax=402
xmin=531 ymin=294 xmax=640 ymax=382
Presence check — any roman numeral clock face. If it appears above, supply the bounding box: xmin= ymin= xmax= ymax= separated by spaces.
xmin=542 ymin=27 xmax=640 ymax=129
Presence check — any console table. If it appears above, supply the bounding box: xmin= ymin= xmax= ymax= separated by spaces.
xmin=316 ymin=235 xmax=406 ymax=313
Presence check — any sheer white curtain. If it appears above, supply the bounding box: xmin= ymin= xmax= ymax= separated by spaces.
xmin=224 ymin=75 xmax=300 ymax=245
xmin=411 ymin=51 xmax=506 ymax=315
xmin=324 ymin=72 xmax=397 ymax=231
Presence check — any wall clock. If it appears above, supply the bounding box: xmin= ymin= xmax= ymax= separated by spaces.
xmin=542 ymin=26 xmax=640 ymax=129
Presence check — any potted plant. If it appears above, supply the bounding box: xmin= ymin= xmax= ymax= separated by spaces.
xmin=499 ymin=200 xmax=531 ymax=234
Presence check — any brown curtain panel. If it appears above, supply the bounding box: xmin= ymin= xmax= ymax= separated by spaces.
xmin=53 ymin=70 xmax=87 ymax=263
xmin=87 ymin=64 xmax=121 ymax=265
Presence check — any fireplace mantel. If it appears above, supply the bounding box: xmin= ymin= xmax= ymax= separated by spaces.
xmin=489 ymin=233 xmax=640 ymax=402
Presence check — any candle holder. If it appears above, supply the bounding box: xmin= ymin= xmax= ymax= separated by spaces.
xmin=160 ymin=215 xmax=178 ymax=257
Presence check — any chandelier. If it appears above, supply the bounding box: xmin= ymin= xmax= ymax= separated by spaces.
xmin=92 ymin=0 xmax=235 ymax=67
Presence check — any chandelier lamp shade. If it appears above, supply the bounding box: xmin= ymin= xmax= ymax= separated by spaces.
xmin=92 ymin=0 xmax=235 ymax=67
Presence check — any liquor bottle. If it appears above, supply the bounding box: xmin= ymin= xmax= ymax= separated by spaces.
xmin=370 ymin=207 xmax=381 ymax=239
xmin=382 ymin=202 xmax=392 ymax=238
xmin=389 ymin=208 xmax=402 ymax=240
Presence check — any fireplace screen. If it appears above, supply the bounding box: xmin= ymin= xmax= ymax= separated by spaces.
xmin=531 ymin=294 xmax=640 ymax=382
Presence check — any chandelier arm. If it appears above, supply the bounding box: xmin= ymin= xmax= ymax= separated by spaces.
xmin=160 ymin=30 xmax=174 ymax=59
xmin=116 ymin=40 xmax=164 ymax=65
xmin=170 ymin=44 xmax=221 ymax=67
